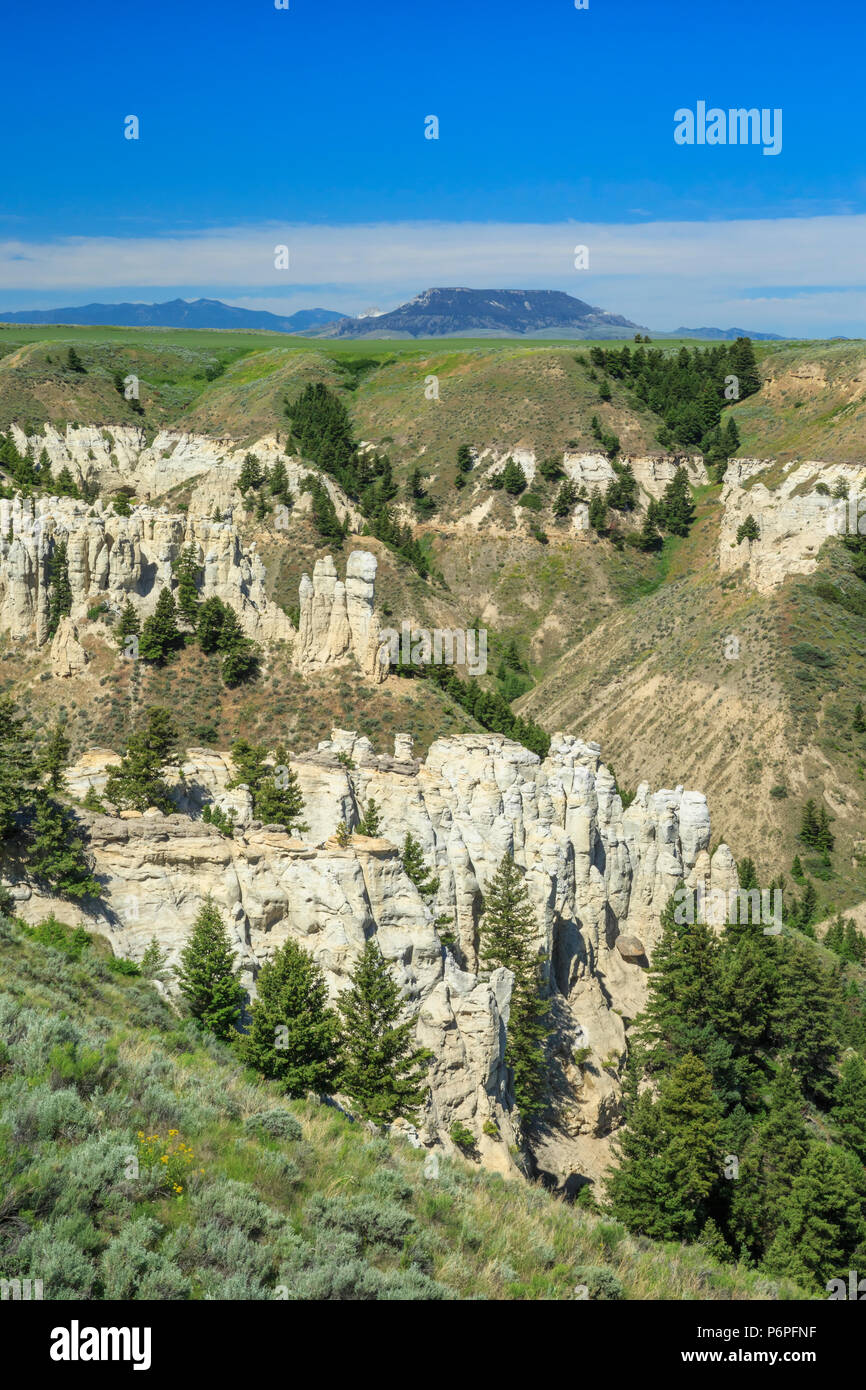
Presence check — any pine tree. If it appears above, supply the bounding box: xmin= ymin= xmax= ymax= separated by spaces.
xmin=0 ymin=696 xmax=37 ymax=840
xmin=736 ymin=514 xmax=760 ymax=544
xmin=833 ymin=1052 xmax=866 ymax=1162
xmin=659 ymin=467 xmax=695 ymax=536
xmin=799 ymin=798 xmax=819 ymax=847
xmin=633 ymin=894 xmax=720 ymax=1072
xmin=238 ymin=452 xmax=264 ymax=492
xmin=27 ymin=799 xmax=100 ymax=899
xmin=175 ymin=898 xmax=245 ymax=1040
xmin=54 ymin=466 xmax=79 ymax=498
xmin=228 ymin=740 xmax=305 ymax=833
xmin=766 ymin=1142 xmax=866 ymax=1292
xmin=479 ymin=855 xmax=550 ymax=1119
xmin=47 ymin=541 xmax=72 ymax=637
xmin=104 ymin=707 xmax=178 ymax=813
xmin=244 ymin=939 xmax=340 ymax=1095
xmin=356 ymin=797 xmax=382 ymax=836
xmin=553 ymin=479 xmax=577 ymax=518
xmin=771 ymin=940 xmax=838 ymax=1093
xmin=791 ymin=853 xmax=804 ymax=879
xmin=456 ymin=444 xmax=473 ymax=474
xmin=401 ymin=832 xmax=439 ymax=898
xmin=172 ymin=545 xmax=201 ymax=627
xmin=40 ymin=722 xmax=70 ymax=791
xmin=854 ymin=702 xmax=866 ymax=734
xmin=336 ymin=940 xmax=431 ymax=1122
xmin=588 ymin=487 xmax=607 ymax=532
xmin=66 ymin=346 xmax=85 ymax=374
xmin=138 ymin=587 xmax=181 ymax=662
xmin=607 ymin=1053 xmax=722 ymax=1242
xmin=114 ymin=599 xmax=140 ymax=649
xmin=139 ymin=936 xmax=171 ymax=980
xmin=501 ymin=458 xmax=526 ymax=496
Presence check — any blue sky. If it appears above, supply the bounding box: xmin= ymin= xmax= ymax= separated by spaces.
xmin=2 ymin=0 xmax=865 ymax=334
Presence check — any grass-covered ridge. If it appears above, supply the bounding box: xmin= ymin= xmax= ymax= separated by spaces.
xmin=0 ymin=917 xmax=806 ymax=1301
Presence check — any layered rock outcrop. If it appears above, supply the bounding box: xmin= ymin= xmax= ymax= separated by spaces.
xmin=0 ymin=495 xmax=294 ymax=646
xmin=294 ymin=552 xmax=385 ymax=682
xmin=9 ymin=423 xmax=359 ymax=526
xmin=41 ymin=728 xmax=737 ymax=1185
xmin=720 ymin=457 xmax=866 ymax=591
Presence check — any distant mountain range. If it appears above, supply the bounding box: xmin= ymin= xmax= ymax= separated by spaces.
xmin=0 ymin=298 xmax=346 ymax=334
xmin=0 ymin=290 xmax=781 ymax=341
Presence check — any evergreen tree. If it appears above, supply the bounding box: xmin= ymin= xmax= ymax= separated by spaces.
xmin=791 ymin=853 xmax=804 ymax=880
xmin=833 ymin=1052 xmax=866 ymax=1162
xmin=336 ymin=940 xmax=431 ymax=1122
xmin=104 ymin=707 xmax=178 ymax=813
xmin=140 ymin=936 xmax=171 ymax=980
xmin=66 ymin=346 xmax=85 ymax=374
xmin=114 ymin=599 xmax=140 ymax=649
xmin=228 ymin=739 xmax=306 ymax=833
xmin=138 ymin=587 xmax=181 ymax=663
xmin=659 ymin=468 xmax=695 ymax=536
xmin=479 ymin=854 xmax=551 ymax=1119
xmin=799 ymin=798 xmax=819 ymax=847
xmin=27 ymin=799 xmax=100 ymax=899
xmin=176 ymin=897 xmax=245 ymax=1040
xmin=771 ymin=941 xmax=838 ymax=1093
xmin=401 ymin=832 xmax=440 ymax=898
xmin=54 ymin=466 xmax=80 ymax=498
xmin=0 ymin=696 xmax=37 ymax=839
xmin=607 ymin=1053 xmax=722 ymax=1242
xmin=553 ymin=479 xmax=577 ymax=518
xmin=854 ymin=702 xmax=866 ymax=734
xmin=633 ymin=893 xmax=720 ymax=1072
xmin=588 ymin=487 xmax=607 ymax=532
xmin=268 ymin=457 xmax=291 ymax=505
xmin=456 ymin=443 xmax=473 ymax=474
xmin=39 ymin=722 xmax=70 ymax=791
xmin=501 ymin=458 xmax=527 ymax=496
xmin=238 ymin=452 xmax=264 ymax=492
xmin=635 ymin=506 xmax=662 ymax=552
xmin=736 ymin=514 xmax=760 ymax=544
xmin=766 ymin=1142 xmax=866 ymax=1292
xmin=244 ymin=938 xmax=340 ymax=1095
xmin=355 ymin=797 xmax=382 ymax=836
xmin=47 ymin=541 xmax=72 ymax=637
xmin=172 ymin=545 xmax=201 ymax=627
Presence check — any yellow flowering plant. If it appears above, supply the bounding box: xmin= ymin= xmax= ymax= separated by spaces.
xmin=135 ymin=1129 xmax=202 ymax=1197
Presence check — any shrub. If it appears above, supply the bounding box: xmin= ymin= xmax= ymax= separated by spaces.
xmin=573 ymin=1264 xmax=625 ymax=1300
xmin=243 ymin=1110 xmax=303 ymax=1142
xmin=100 ymin=1217 xmax=191 ymax=1300
xmin=449 ymin=1120 xmax=476 ymax=1153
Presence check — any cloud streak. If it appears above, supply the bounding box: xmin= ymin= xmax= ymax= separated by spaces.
xmin=1 ymin=216 xmax=864 ymax=334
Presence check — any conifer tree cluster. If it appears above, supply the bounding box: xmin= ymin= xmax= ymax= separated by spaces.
xmin=0 ymin=697 xmax=99 ymax=900
xmin=180 ymin=901 xmax=431 ymax=1123
xmin=580 ymin=338 xmax=758 ymax=475
xmin=227 ymin=739 xmax=306 ymax=834
xmin=284 ymin=382 xmax=431 ymax=577
xmin=605 ymin=890 xmax=866 ymax=1289
xmin=118 ymin=578 xmax=259 ymax=686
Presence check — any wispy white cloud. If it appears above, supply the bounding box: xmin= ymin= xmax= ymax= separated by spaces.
xmin=1 ymin=216 xmax=864 ymax=334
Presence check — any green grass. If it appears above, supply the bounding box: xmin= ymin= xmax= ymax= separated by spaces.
xmin=0 ymin=917 xmax=808 ymax=1301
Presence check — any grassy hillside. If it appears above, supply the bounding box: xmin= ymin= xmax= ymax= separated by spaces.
xmin=0 ymin=916 xmax=806 ymax=1301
